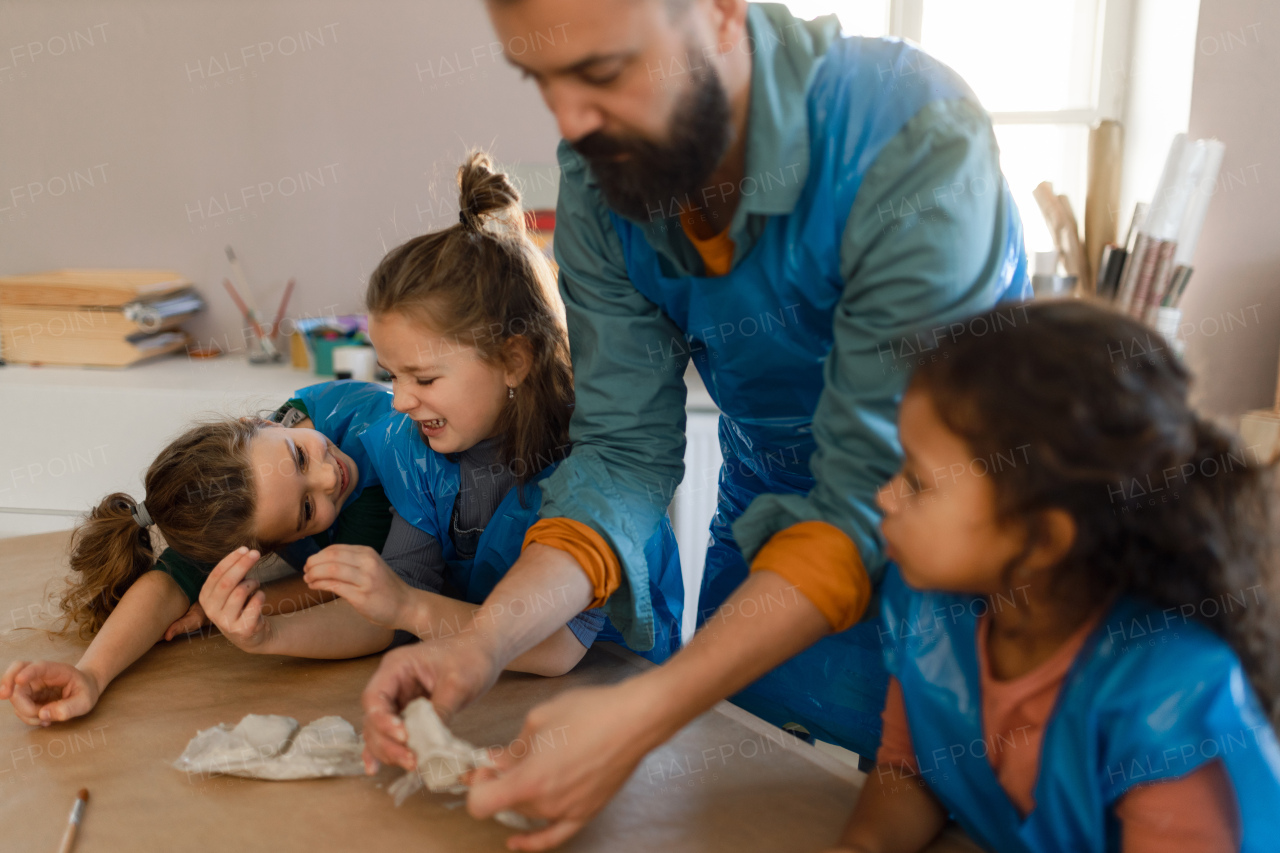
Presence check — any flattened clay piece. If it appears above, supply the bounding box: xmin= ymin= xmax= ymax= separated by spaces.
xmin=388 ymin=698 xmax=544 ymax=831
xmin=173 ymin=713 xmax=364 ymax=781
xmin=253 ymin=715 xmax=364 ymax=780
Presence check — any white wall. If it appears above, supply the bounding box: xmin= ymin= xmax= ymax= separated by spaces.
xmin=1180 ymin=0 xmax=1280 ymax=416
xmin=1117 ymin=0 xmax=1202 ymax=226
xmin=0 ymin=1 xmax=562 ymax=351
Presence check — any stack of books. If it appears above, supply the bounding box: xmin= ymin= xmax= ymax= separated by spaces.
xmin=0 ymin=269 xmax=204 ymax=367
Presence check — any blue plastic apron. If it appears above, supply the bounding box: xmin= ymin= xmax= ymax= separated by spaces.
xmin=608 ymin=35 xmax=1029 ymax=755
xmin=880 ymin=566 xmax=1280 ymax=852
xmin=291 ymin=380 xmax=393 ymax=507
xmin=361 ymin=411 xmax=685 ymax=663
xmin=275 ymin=380 xmax=394 ymax=565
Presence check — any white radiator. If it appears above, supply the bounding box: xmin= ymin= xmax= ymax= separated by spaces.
xmin=669 ymin=379 xmax=724 ymax=642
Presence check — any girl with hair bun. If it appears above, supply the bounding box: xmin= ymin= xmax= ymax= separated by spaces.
xmin=225 ymin=151 xmax=686 ymax=674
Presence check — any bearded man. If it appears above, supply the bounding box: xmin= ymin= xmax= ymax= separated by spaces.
xmin=363 ymin=2 xmax=1029 ymax=847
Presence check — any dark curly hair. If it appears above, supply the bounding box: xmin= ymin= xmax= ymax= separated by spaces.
xmin=911 ymin=299 xmax=1280 ymax=723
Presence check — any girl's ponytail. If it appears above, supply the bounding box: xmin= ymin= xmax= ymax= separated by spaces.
xmin=457 ymin=151 xmax=526 ymax=238
xmin=60 ymin=493 xmax=157 ymax=638
xmin=56 ymin=418 xmax=263 ymax=638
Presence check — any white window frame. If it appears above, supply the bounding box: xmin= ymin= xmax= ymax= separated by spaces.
xmin=887 ymin=0 xmax=1135 ymax=126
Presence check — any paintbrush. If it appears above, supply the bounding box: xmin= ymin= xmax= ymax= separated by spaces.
xmin=270 ymin=277 xmax=295 ymax=341
xmin=223 ymin=279 xmax=277 ymax=358
xmin=224 ymin=246 xmax=278 ymax=357
xmin=57 ymin=788 xmax=88 ymax=853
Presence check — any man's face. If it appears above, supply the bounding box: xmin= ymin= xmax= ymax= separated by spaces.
xmin=488 ymin=0 xmax=735 ymax=222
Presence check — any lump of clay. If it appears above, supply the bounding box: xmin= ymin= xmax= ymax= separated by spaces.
xmin=174 ymin=714 xmax=364 ymax=780
xmin=387 ymin=698 xmax=542 ymax=831
xmin=232 ymin=714 xmax=297 ymax=756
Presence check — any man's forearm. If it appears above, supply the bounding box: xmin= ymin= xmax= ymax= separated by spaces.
xmin=395 ymin=587 xmax=469 ymax=639
xmin=468 ymin=543 xmax=594 ymax=668
xmin=625 ymin=571 xmax=832 ymax=746
xmin=397 ymin=587 xmax=588 ymax=677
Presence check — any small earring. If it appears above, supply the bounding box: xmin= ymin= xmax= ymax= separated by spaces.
xmin=508 ymin=386 xmax=515 ymax=400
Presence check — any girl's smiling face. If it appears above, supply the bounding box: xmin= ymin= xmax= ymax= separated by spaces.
xmin=368 ymin=310 xmax=526 ymax=455
xmin=876 ymin=385 xmax=1030 ymax=596
xmin=248 ymin=423 xmax=358 ymax=545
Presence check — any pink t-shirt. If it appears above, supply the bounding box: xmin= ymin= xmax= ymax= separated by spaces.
xmin=875 ymin=610 xmax=1240 ymax=851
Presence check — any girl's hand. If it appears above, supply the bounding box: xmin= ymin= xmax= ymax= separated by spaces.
xmin=163 ymin=601 xmax=209 ymax=641
xmin=0 ymin=660 xmax=101 ymax=726
xmin=199 ymin=547 xmax=271 ymax=653
xmin=303 ymin=545 xmax=412 ymax=630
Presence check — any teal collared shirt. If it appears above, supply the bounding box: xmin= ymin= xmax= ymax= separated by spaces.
xmin=544 ymin=2 xmax=1013 ymax=642
xmin=624 ymin=3 xmax=839 ymax=271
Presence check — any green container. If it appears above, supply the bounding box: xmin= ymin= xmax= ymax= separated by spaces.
xmin=309 ymin=337 xmax=349 ymax=376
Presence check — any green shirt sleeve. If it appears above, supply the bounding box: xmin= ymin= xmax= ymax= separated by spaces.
xmin=322 ymin=484 xmax=393 ymax=552
xmin=153 ymin=548 xmax=212 ymax=605
xmin=732 ymin=98 xmax=1015 ymax=583
xmin=537 ymin=144 xmax=691 ymax=647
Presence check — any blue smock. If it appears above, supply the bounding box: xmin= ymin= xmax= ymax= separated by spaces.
xmin=881 ymin=566 xmax=1280 ymax=851
xmin=276 ymin=380 xmax=395 ymax=564
xmin=290 ymin=379 xmax=395 ymax=506
xmin=360 ymin=411 xmax=684 ymax=663
xmin=607 ymin=35 xmax=1029 ymax=754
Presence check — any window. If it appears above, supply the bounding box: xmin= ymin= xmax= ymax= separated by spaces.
xmin=781 ymin=0 xmax=889 ymax=36
xmin=782 ymin=0 xmax=1136 ymax=252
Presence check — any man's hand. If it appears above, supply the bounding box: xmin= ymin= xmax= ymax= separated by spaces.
xmin=198 ymin=547 xmax=271 ymax=653
xmin=303 ymin=545 xmax=412 ymax=630
xmin=361 ymin=639 xmax=504 ymax=773
xmin=163 ymin=601 xmax=209 ymax=641
xmin=463 ymin=570 xmax=833 ymax=849
xmin=467 ymin=680 xmax=661 ymax=851
xmin=0 ymin=660 xmax=102 ymax=726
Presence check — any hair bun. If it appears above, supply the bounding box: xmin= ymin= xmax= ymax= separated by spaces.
xmin=457 ymin=151 xmax=524 ymax=237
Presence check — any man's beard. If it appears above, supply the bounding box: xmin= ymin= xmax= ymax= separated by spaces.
xmin=571 ymin=63 xmax=732 ymax=223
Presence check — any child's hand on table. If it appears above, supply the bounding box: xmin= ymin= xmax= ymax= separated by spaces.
xmin=163 ymin=601 xmax=209 ymax=641
xmin=199 ymin=547 xmax=272 ymax=653
xmin=0 ymin=660 xmax=101 ymax=726
xmin=302 ymin=545 xmax=412 ymax=630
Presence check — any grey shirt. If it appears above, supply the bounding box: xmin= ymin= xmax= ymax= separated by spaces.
xmin=384 ymin=436 xmax=606 ymax=649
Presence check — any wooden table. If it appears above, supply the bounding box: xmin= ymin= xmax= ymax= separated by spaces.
xmin=1 ymin=531 xmax=864 ymax=851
